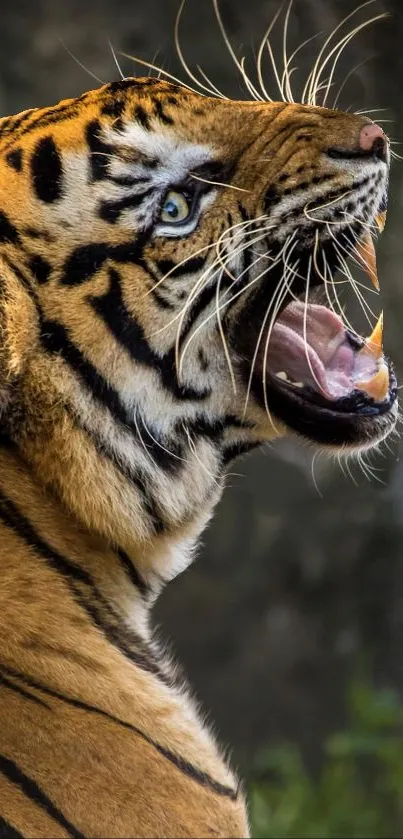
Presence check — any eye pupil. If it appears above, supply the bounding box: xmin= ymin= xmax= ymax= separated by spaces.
xmin=160 ymin=190 xmax=191 ymax=225
xmin=165 ymin=200 xmax=179 ymax=219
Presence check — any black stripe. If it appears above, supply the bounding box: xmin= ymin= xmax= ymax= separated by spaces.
xmin=0 ymin=101 xmax=82 ymax=152
xmin=106 ymin=79 xmax=142 ymax=93
xmin=28 ymin=254 xmax=51 ymax=285
xmin=134 ymin=105 xmax=151 ymax=130
xmin=0 ymin=672 xmax=50 ymax=709
xmin=40 ymin=317 xmax=181 ymax=478
xmin=0 ymin=665 xmax=239 ymax=801
xmin=101 ymin=98 xmax=126 ymax=118
xmin=89 ymin=267 xmax=210 ymax=401
xmin=0 ymin=754 xmax=84 ymax=838
xmin=107 ymin=174 xmax=150 ymax=188
xmin=0 ymin=490 xmax=167 ymax=679
xmin=60 ymin=237 xmax=147 ymax=285
xmin=175 ymin=275 xmax=229 ymax=349
xmin=99 ymin=187 xmax=154 ymax=224
xmin=5 ymin=149 xmax=23 ymax=172
xmin=61 ymin=242 xmax=110 ymax=285
xmin=85 ymin=119 xmax=115 ymax=182
xmin=30 ymin=137 xmax=63 ymax=204
xmin=22 ymin=227 xmax=54 ymax=243
xmin=155 ymin=255 xmax=207 ymax=279
xmin=222 ymin=441 xmax=259 ymax=465
xmin=154 ymin=99 xmax=174 ymax=125
xmin=0 ymin=117 xmax=12 ymax=137
xmin=0 ymin=815 xmax=23 ymax=838
xmin=0 ymin=110 xmax=35 ymax=140
xmin=65 ymin=406 xmax=167 ymax=528
xmin=0 ymin=212 xmax=20 ymax=245
xmin=150 ymin=286 xmax=176 ymax=310
xmin=116 ymin=549 xmax=149 ymax=598
xmin=2 ymin=258 xmax=39 ymax=309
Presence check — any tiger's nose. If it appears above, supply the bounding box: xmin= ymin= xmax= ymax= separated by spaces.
xmin=359 ymin=123 xmax=388 ymax=161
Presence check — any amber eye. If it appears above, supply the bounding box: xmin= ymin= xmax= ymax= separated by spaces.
xmin=160 ymin=191 xmax=191 ymax=224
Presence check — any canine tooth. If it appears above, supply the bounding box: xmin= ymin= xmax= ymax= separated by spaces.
xmin=356 ymin=231 xmax=379 ymax=290
xmin=363 ymin=311 xmax=383 ymax=358
xmin=356 ymin=363 xmax=389 ymax=402
xmin=276 ymin=371 xmax=288 ymax=381
xmin=293 ymin=381 xmax=304 ymax=388
xmin=375 ymin=211 xmax=387 ymax=233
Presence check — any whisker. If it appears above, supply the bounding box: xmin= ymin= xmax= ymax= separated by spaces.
xmin=174 ymin=0 xmax=224 ymax=98
xmin=141 ymin=414 xmax=188 ymax=464
xmin=183 ymin=423 xmax=222 ymax=486
xmin=320 ymin=14 xmax=386 ymax=108
xmin=281 ymin=0 xmax=295 ymax=102
xmin=265 ymin=34 xmax=286 ymax=102
xmin=178 ymin=231 xmax=279 ymax=374
xmin=190 ymin=173 xmax=250 ymax=193
xmin=196 ymin=65 xmax=228 ymax=99
xmin=302 ymin=254 xmax=325 ymax=392
xmin=260 ymin=249 xmax=299 ymax=432
xmin=216 ymin=269 xmax=237 ymax=394
xmin=243 ymin=234 xmax=298 ymax=418
xmin=255 ymin=3 xmax=284 ymax=101
xmin=119 ymin=52 xmax=205 ymax=97
xmin=302 ymin=0 xmax=379 ymax=105
xmin=333 ymin=55 xmax=373 ymax=110
xmin=211 ymin=0 xmax=262 ymax=101
xmin=108 ymin=39 xmax=126 ymax=80
xmin=59 ymin=38 xmax=105 ymax=84
xmin=311 ymin=451 xmax=324 ymax=498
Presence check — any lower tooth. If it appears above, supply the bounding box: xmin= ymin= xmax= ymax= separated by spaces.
xmin=275 ymin=371 xmax=304 ymax=388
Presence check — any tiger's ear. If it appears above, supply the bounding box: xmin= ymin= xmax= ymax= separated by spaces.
xmin=0 ymin=255 xmax=39 ymax=413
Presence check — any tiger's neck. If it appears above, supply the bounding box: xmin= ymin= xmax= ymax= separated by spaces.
xmin=2 ymin=330 xmax=255 ymax=595
xmin=3 ymin=371 xmax=225 ymax=608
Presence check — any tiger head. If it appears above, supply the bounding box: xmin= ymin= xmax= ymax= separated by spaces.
xmin=0 ymin=78 xmax=397 ymax=574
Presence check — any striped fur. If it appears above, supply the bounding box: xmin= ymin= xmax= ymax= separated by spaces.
xmin=0 ymin=78 xmax=394 ymax=836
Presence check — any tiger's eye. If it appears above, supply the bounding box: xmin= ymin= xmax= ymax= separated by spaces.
xmin=160 ymin=191 xmax=191 ymax=224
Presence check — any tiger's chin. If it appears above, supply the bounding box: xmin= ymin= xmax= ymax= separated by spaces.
xmin=237 ymin=232 xmax=398 ymax=453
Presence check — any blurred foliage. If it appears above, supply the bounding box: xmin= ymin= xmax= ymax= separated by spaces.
xmin=248 ymin=679 xmax=403 ymax=838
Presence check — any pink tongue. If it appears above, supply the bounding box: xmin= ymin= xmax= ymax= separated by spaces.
xmin=266 ymin=301 xmax=369 ymax=399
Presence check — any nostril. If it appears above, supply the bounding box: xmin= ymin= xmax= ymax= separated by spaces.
xmin=359 ymin=123 xmax=387 ymax=160
xmin=327 ymin=122 xmax=388 ymax=162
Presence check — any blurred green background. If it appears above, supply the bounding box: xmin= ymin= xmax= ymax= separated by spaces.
xmin=3 ymin=0 xmax=403 ymax=834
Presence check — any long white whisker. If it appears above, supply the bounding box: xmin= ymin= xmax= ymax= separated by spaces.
xmin=243 ymin=234 xmax=298 ymax=417
xmin=260 ymin=251 xmax=299 ymax=432
xmin=174 ymin=0 xmax=223 ymax=98
xmin=302 ymin=0 xmax=378 ymax=105
xmin=256 ymin=4 xmax=284 ymax=101
xmin=196 ymin=65 xmax=227 ymax=99
xmin=119 ymin=52 xmax=205 ymax=96
xmin=266 ymin=35 xmax=286 ymax=102
xmin=332 ymin=55 xmax=373 ymax=110
xmin=190 ymin=173 xmax=250 ymax=193
xmin=178 ymin=232 xmax=280 ymax=375
xmin=320 ymin=15 xmax=386 ymax=108
xmin=59 ymin=38 xmax=105 ymax=84
xmin=183 ymin=423 xmax=222 ymax=486
xmin=216 ymin=269 xmax=237 ymax=394
xmin=211 ymin=0 xmax=262 ymax=100
xmin=281 ymin=0 xmax=295 ymax=102
xmin=109 ymin=39 xmax=125 ymax=80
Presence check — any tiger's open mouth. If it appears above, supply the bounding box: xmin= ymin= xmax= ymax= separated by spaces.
xmin=243 ymin=213 xmax=398 ymax=448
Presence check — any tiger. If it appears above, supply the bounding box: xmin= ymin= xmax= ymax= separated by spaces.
xmin=0 ymin=54 xmax=397 ymax=839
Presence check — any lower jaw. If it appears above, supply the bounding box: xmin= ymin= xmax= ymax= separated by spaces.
xmin=246 ymin=367 xmax=398 ymax=449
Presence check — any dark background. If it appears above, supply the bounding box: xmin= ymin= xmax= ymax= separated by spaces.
xmin=3 ymin=0 xmax=403 ymax=790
